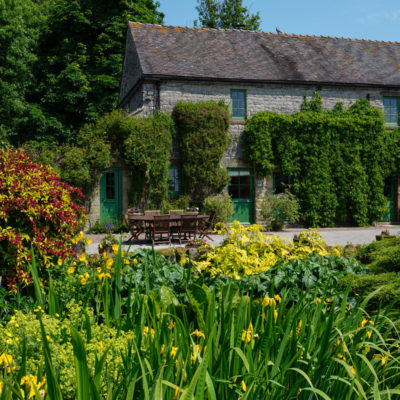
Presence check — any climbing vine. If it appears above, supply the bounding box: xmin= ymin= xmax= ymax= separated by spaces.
xmin=173 ymin=101 xmax=230 ymax=204
xmin=243 ymin=95 xmax=399 ymax=226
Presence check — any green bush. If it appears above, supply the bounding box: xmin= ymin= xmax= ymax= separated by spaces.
xmin=260 ymin=190 xmax=300 ymax=230
xmin=173 ymin=101 xmax=230 ymax=203
xmin=356 ymin=237 xmax=400 ymax=273
xmin=203 ymin=193 xmax=234 ymax=224
xmin=339 ymin=272 xmax=400 ymax=307
xmin=160 ymin=194 xmax=190 ymax=214
xmin=242 ymin=94 xmax=396 ymax=226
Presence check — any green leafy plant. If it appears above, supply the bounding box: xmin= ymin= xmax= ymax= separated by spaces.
xmin=202 ymin=193 xmax=234 ymax=224
xmin=243 ymin=94 xmax=397 ymax=226
xmin=260 ymin=190 xmax=300 ymax=230
xmin=173 ymin=101 xmax=231 ymax=204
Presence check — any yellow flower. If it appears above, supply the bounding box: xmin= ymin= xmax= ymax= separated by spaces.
xmin=274 ymin=309 xmax=278 ymax=322
xmin=241 ymin=380 xmax=247 ymax=392
xmin=99 ymin=244 xmax=103 ymax=249
xmin=262 ymin=296 xmax=276 ymax=308
xmin=173 ymin=387 xmax=179 ymax=400
xmin=314 ymin=298 xmax=322 ymax=304
xmin=67 ymin=266 xmax=75 ymax=274
xmin=106 ymin=258 xmax=114 ymax=270
xmin=99 ymin=342 xmax=104 ymax=350
xmin=79 ymin=253 xmax=87 ymax=262
xmin=366 ymin=330 xmax=372 ymax=339
xmin=133 ymin=258 xmax=138 ymax=264
xmin=86 ymin=237 xmax=92 ymax=245
xmin=124 ymin=258 xmax=130 ymax=265
xmin=241 ymin=322 xmax=253 ymax=343
xmin=112 ymin=244 xmax=119 ymax=254
xmin=274 ymin=294 xmax=282 ymax=303
xmin=57 ymin=258 xmax=63 ymax=266
xmin=170 ymin=346 xmax=178 ymax=359
xmin=350 ymin=366 xmax=356 ymax=376
xmin=168 ymin=320 xmax=176 ymax=330
xmin=365 ymin=344 xmax=370 ymax=354
xmin=160 ymin=344 xmax=165 ymax=355
xmin=191 ymin=329 xmax=205 ymax=339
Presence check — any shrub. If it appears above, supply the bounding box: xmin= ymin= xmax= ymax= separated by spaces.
xmin=260 ymin=190 xmax=300 ymax=230
xmin=242 ymin=96 xmax=394 ymax=226
xmin=195 ymin=222 xmax=343 ymax=278
xmin=356 ymin=237 xmax=400 ymax=273
xmin=0 ymin=148 xmax=87 ymax=292
xmin=173 ymin=101 xmax=230 ymax=203
xmin=339 ymin=272 xmax=400 ymax=307
xmin=203 ymin=193 xmax=234 ymax=224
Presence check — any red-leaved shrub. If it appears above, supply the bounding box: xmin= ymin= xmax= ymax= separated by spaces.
xmin=0 ymin=148 xmax=87 ymax=292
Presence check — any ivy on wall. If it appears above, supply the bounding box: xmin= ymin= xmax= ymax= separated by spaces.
xmin=243 ymin=95 xmax=399 ymax=226
xmin=23 ymin=110 xmax=173 ymax=208
xmin=173 ymin=101 xmax=231 ymax=204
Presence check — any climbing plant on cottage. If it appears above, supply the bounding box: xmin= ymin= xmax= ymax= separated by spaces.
xmin=173 ymin=101 xmax=231 ymax=204
xmin=242 ymin=97 xmax=398 ymax=226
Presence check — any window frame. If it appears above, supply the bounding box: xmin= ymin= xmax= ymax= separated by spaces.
xmin=230 ymin=89 xmax=247 ymax=121
xmin=168 ymin=166 xmax=180 ymax=196
xmin=383 ymin=96 xmax=399 ymax=127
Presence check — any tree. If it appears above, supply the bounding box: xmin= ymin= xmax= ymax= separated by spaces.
xmin=0 ymin=0 xmax=43 ymax=145
xmin=13 ymin=0 xmax=164 ymax=145
xmin=195 ymin=0 xmax=261 ymax=30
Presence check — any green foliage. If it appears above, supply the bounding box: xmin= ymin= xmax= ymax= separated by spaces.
xmin=356 ymin=237 xmax=400 ymax=273
xmin=339 ymin=272 xmax=400 ymax=307
xmin=237 ymin=254 xmax=367 ymax=300
xmin=202 ymin=193 xmax=234 ymax=224
xmin=195 ymin=0 xmax=261 ymax=30
xmin=0 ymin=0 xmax=42 ymax=144
xmin=260 ymin=190 xmax=300 ymax=230
xmin=14 ymin=0 xmax=164 ymax=145
xmin=173 ymin=101 xmax=231 ymax=204
xmin=124 ymin=111 xmax=174 ymax=208
xmin=243 ymin=95 xmax=396 ymax=226
xmin=88 ymin=218 xmax=127 ymax=234
xmin=160 ymin=194 xmax=190 ymax=214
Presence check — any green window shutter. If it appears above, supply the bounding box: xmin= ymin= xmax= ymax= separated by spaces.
xmin=230 ymin=89 xmax=247 ymax=121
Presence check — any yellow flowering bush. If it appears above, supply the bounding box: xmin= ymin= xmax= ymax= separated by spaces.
xmin=0 ymin=302 xmax=134 ymax=399
xmin=194 ymin=221 xmax=342 ymax=278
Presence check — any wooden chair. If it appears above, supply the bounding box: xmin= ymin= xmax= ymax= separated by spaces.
xmin=150 ymin=214 xmax=171 ymax=245
xmin=168 ymin=209 xmax=184 ymax=215
xmin=123 ymin=215 xmax=144 ymax=243
xmin=199 ymin=211 xmax=216 ymax=241
xmin=168 ymin=210 xmax=183 ymax=241
xmin=178 ymin=215 xmax=198 ymax=243
xmin=144 ymin=210 xmax=160 ymax=216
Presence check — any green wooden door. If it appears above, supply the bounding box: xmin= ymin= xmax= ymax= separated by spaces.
xmin=100 ymin=168 xmax=122 ymax=223
xmin=227 ymin=169 xmax=254 ymax=224
xmin=381 ymin=177 xmax=397 ymax=222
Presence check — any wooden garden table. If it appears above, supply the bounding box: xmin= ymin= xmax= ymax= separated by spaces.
xmin=126 ymin=214 xmax=209 ymax=243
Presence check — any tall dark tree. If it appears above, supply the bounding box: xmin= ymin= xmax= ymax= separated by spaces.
xmin=195 ymin=0 xmax=260 ymax=30
xmin=16 ymin=0 xmax=163 ymax=145
xmin=0 ymin=0 xmax=43 ymax=145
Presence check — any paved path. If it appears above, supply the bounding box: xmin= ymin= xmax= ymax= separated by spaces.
xmin=86 ymin=225 xmax=400 ymax=254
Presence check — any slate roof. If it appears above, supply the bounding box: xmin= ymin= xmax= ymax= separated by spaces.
xmin=128 ymin=21 xmax=400 ymax=87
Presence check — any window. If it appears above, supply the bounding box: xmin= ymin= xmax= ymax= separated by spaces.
xmin=168 ymin=166 xmax=180 ymax=195
xmin=105 ymin=172 xmax=115 ymax=199
xmin=230 ymin=89 xmax=246 ymax=120
xmin=228 ymin=170 xmax=252 ymax=199
xmin=383 ymin=97 xmax=398 ymax=126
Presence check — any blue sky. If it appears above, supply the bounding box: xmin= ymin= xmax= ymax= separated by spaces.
xmin=158 ymin=0 xmax=400 ymax=42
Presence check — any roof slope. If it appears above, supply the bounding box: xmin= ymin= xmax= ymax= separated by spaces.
xmin=127 ymin=22 xmax=400 ymax=87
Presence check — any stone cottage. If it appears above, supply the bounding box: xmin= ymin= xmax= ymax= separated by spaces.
xmin=93 ymin=22 xmax=400 ymax=225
